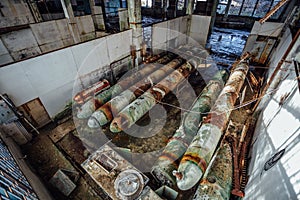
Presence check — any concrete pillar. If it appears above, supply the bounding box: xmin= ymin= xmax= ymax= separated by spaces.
xmin=127 ymin=0 xmax=142 ymax=30
xmin=89 ymin=0 xmax=106 ymax=31
xmin=186 ymin=0 xmax=195 ymax=15
xmin=60 ymin=0 xmax=81 ymax=43
xmin=209 ymin=0 xmax=218 ymax=35
xmin=118 ymin=8 xmax=129 ymax=31
xmin=127 ymin=0 xmax=142 ymax=66
xmin=26 ymin=0 xmax=43 ymax=23
xmin=223 ymin=0 xmax=232 ymax=21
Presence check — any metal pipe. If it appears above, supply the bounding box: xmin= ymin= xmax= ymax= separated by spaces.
xmin=88 ymin=57 xmax=185 ymax=128
xmin=73 ymin=79 xmax=110 ymax=104
xmin=76 ymin=53 xmax=175 ymax=119
xmin=174 ymin=60 xmax=249 ymax=191
xmin=192 ymin=142 xmax=232 ymax=200
xmin=151 ymin=70 xmax=229 ymax=186
xmin=110 ymin=62 xmax=195 ymax=133
xmin=227 ymin=135 xmax=242 ymax=197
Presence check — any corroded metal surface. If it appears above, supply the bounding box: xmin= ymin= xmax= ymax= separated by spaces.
xmin=259 ymin=0 xmax=290 ymax=24
xmin=76 ymin=53 xmax=175 ymax=119
xmin=174 ymin=61 xmax=249 ymax=191
xmin=110 ymin=62 xmax=195 ymax=133
xmin=81 ymin=144 xmax=149 ymax=200
xmin=151 ymin=70 xmax=229 ymax=186
xmin=88 ymin=58 xmax=185 ymax=127
xmin=192 ymin=142 xmax=232 ymax=200
xmin=73 ymin=79 xmax=110 ymax=104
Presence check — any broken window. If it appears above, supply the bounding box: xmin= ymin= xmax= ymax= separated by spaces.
xmin=71 ymin=0 xmax=91 ymax=16
xmin=142 ymin=0 xmax=153 ymax=8
xmin=217 ymin=0 xmax=227 ymax=14
xmin=228 ymin=0 xmax=243 ymax=15
xmin=240 ymin=0 xmax=257 ymax=16
xmin=35 ymin=0 xmax=64 ymax=21
xmin=270 ymin=0 xmax=287 ymax=19
xmin=177 ymin=0 xmax=185 ymax=10
xmin=253 ymin=0 xmax=272 ymax=18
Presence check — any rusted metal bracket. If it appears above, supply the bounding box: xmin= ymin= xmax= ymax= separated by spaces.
xmin=259 ymin=0 xmax=290 ymax=24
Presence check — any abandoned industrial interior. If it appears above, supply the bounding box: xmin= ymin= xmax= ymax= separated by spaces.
xmin=0 ymin=0 xmax=299 ymax=199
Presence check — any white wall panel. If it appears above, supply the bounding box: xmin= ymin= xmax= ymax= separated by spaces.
xmin=0 ymin=63 xmax=38 ymax=106
xmin=245 ymin=31 xmax=300 ymax=200
xmin=0 ymin=30 xmax=135 ymax=117
xmin=106 ymin=30 xmax=132 ymax=62
xmin=22 ymin=48 xmax=77 ymax=96
xmin=39 ymin=80 xmax=75 ymax=117
xmin=189 ymin=15 xmax=211 ymax=46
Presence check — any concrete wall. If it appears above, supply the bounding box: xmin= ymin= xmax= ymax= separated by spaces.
xmin=0 ymin=15 xmax=96 ymax=66
xmin=244 ymin=22 xmax=284 ymax=54
xmin=152 ymin=16 xmax=189 ymax=52
xmin=0 ymin=0 xmax=35 ymax=29
xmin=0 ymin=30 xmax=133 ymax=118
xmin=189 ymin=15 xmax=211 ymax=46
xmin=244 ymin=29 xmax=300 ymax=199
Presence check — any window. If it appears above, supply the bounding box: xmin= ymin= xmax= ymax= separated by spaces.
xmin=253 ymin=0 xmax=272 ymax=18
xmin=177 ymin=0 xmax=185 ymax=10
xmin=142 ymin=0 xmax=152 ymax=8
xmin=270 ymin=0 xmax=287 ymax=19
xmin=35 ymin=0 xmax=64 ymax=21
xmin=217 ymin=0 xmax=227 ymax=14
xmin=240 ymin=0 xmax=257 ymax=16
xmin=228 ymin=0 xmax=243 ymax=15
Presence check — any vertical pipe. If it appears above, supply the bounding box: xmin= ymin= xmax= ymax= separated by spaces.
xmin=174 ymin=60 xmax=249 ymax=191
xmin=151 ymin=70 xmax=228 ymax=186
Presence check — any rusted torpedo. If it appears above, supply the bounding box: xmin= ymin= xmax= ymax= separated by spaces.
xmin=174 ymin=60 xmax=249 ymax=191
xmin=193 ymin=141 xmax=232 ymax=200
xmin=73 ymin=79 xmax=110 ymax=104
xmin=76 ymin=53 xmax=175 ymax=119
xmin=110 ymin=62 xmax=195 ymax=133
xmin=88 ymin=58 xmax=185 ymax=128
xmin=151 ymin=70 xmax=229 ymax=186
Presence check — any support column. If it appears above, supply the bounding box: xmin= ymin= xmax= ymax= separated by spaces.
xmin=118 ymin=8 xmax=129 ymax=31
xmin=60 ymin=0 xmax=81 ymax=43
xmin=89 ymin=0 xmax=106 ymax=31
xmin=26 ymin=0 xmax=43 ymax=23
xmin=186 ymin=0 xmax=195 ymax=15
xmin=208 ymin=0 xmax=218 ymax=36
xmin=127 ymin=0 xmax=143 ymax=67
xmin=223 ymin=0 xmax=232 ymax=21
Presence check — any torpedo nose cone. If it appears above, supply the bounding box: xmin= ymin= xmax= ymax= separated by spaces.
xmin=176 ymin=162 xmax=203 ymax=191
xmin=88 ymin=117 xmax=100 ymax=128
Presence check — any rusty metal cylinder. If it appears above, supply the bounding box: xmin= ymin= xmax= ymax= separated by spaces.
xmin=193 ymin=142 xmax=232 ymax=200
xmin=151 ymin=70 xmax=229 ymax=186
xmin=88 ymin=58 xmax=185 ymax=128
xmin=110 ymin=62 xmax=195 ymax=133
xmin=76 ymin=53 xmax=175 ymax=119
xmin=174 ymin=61 xmax=249 ymax=191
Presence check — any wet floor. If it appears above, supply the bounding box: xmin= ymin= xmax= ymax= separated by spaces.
xmin=207 ymin=27 xmax=250 ymax=69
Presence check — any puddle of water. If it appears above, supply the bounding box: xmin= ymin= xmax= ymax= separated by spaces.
xmin=208 ymin=27 xmax=250 ymax=69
